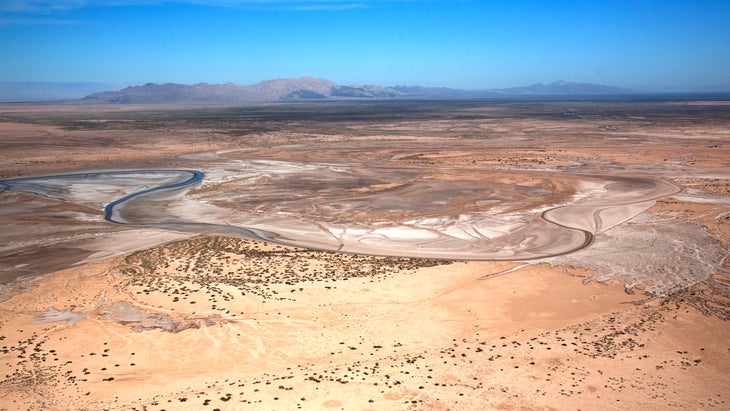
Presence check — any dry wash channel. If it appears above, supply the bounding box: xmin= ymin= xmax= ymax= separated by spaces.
xmin=1 ymin=162 xmax=679 ymax=270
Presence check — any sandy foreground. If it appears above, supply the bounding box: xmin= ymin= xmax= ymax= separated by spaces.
xmin=2 ymin=238 xmax=729 ymax=410
xmin=0 ymin=100 xmax=729 ymax=410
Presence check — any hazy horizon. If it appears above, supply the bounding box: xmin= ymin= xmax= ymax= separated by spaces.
xmin=1 ymin=1 xmax=729 ymax=92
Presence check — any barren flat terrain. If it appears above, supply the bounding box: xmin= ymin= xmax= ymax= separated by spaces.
xmin=1 ymin=99 xmax=729 ymax=410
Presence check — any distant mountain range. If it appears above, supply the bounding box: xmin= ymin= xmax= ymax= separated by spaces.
xmin=0 ymin=77 xmax=630 ymax=103
xmin=0 ymin=81 xmax=132 ymax=102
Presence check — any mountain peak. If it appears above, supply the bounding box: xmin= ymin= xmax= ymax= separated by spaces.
xmin=550 ymin=80 xmax=569 ymax=86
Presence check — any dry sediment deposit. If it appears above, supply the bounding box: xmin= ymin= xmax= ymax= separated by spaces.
xmin=0 ymin=100 xmax=729 ymax=410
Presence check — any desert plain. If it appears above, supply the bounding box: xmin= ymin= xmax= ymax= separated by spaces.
xmin=0 ymin=98 xmax=729 ymax=410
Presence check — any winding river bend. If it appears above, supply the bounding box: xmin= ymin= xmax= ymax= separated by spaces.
xmin=100 ymin=170 xmax=204 ymax=222
xmin=0 ymin=169 xmax=203 ymax=223
xmin=0 ymin=168 xmax=680 ymax=261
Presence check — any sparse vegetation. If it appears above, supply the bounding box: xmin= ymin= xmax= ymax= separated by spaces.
xmin=123 ymin=236 xmax=450 ymax=301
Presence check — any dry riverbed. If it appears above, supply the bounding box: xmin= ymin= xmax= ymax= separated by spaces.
xmin=1 ymin=100 xmax=729 ymax=410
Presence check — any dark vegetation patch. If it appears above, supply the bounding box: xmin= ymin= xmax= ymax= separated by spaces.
xmin=122 ymin=235 xmax=451 ymax=301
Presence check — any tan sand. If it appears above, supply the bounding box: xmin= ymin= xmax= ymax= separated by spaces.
xmin=0 ymin=238 xmax=727 ymax=410
xmin=1 ymin=100 xmax=728 ymax=410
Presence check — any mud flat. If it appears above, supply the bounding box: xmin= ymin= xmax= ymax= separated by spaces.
xmin=0 ymin=100 xmax=729 ymax=410
xmin=0 ymin=165 xmax=680 ymax=265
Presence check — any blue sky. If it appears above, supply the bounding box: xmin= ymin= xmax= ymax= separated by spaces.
xmin=1 ymin=0 xmax=729 ymax=91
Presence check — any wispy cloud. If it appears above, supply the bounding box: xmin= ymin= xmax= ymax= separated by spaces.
xmin=0 ymin=0 xmax=424 ymax=25
xmin=1 ymin=1 xmax=87 ymax=13
xmin=0 ymin=0 xmax=416 ymax=13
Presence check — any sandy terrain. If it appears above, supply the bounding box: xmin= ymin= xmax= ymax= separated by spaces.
xmin=0 ymin=100 xmax=729 ymax=410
